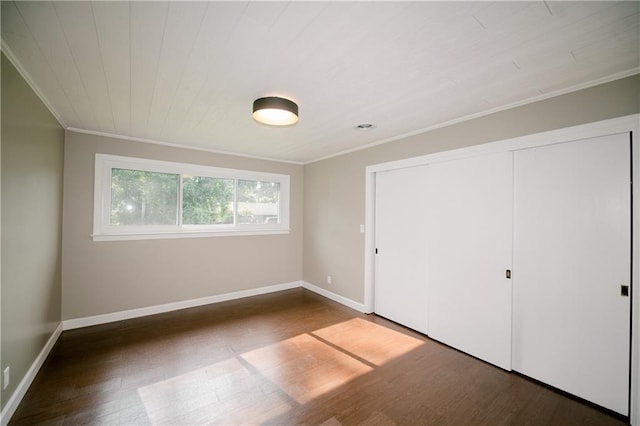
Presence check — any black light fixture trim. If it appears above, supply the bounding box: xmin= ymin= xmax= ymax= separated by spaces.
xmin=252 ymin=96 xmax=299 ymax=126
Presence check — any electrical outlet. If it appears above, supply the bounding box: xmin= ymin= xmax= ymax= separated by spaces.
xmin=327 ymin=275 xmax=332 ymax=284
xmin=3 ymin=367 xmax=9 ymax=390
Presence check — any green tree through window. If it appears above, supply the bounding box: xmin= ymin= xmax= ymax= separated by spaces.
xmin=95 ymin=154 xmax=289 ymax=240
xmin=237 ymin=180 xmax=280 ymax=224
xmin=110 ymin=169 xmax=179 ymax=226
xmin=183 ymin=176 xmax=234 ymax=225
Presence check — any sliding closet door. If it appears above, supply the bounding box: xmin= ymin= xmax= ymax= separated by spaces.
xmin=374 ymin=165 xmax=429 ymax=334
xmin=513 ymin=133 xmax=631 ymax=415
xmin=426 ymin=152 xmax=513 ymax=370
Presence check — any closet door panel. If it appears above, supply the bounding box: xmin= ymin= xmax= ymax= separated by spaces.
xmin=374 ymin=165 xmax=429 ymax=334
xmin=426 ymin=152 xmax=513 ymax=370
xmin=513 ymin=133 xmax=630 ymax=415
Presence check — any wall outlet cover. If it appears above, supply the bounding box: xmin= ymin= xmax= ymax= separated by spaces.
xmin=3 ymin=366 xmax=9 ymax=390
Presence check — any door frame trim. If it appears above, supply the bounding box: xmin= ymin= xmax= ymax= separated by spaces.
xmin=363 ymin=113 xmax=639 ymax=422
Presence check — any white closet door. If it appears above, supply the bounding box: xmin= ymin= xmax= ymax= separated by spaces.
xmin=513 ymin=133 xmax=631 ymax=415
xmin=374 ymin=165 xmax=429 ymax=334
xmin=426 ymin=152 xmax=513 ymax=370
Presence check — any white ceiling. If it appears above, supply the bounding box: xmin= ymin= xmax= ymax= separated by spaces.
xmin=2 ymin=1 xmax=638 ymax=164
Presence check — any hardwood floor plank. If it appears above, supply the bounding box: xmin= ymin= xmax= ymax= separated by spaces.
xmin=9 ymin=288 xmax=627 ymax=425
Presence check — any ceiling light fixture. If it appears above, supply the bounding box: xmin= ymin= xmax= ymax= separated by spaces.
xmin=252 ymin=96 xmax=299 ymax=126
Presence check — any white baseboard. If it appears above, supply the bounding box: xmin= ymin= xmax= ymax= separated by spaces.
xmin=1 ymin=323 xmax=63 ymax=426
xmin=63 ymin=280 xmax=365 ymax=330
xmin=302 ymin=281 xmax=366 ymax=313
xmin=63 ymin=281 xmax=303 ymax=330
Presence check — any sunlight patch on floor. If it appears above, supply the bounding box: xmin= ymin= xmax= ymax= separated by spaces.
xmin=137 ymin=318 xmax=423 ymax=423
xmin=137 ymin=357 xmax=291 ymax=424
xmin=241 ymin=333 xmax=374 ymax=404
xmin=312 ymin=317 xmax=425 ymax=366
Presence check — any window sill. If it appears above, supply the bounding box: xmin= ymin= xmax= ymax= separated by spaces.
xmin=92 ymin=229 xmax=290 ymax=242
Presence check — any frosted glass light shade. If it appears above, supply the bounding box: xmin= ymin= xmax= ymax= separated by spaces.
xmin=252 ymin=97 xmax=298 ymax=126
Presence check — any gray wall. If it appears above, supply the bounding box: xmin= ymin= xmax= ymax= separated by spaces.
xmin=1 ymin=53 xmax=64 ymax=407
xmin=62 ymin=131 xmax=303 ymax=320
xmin=303 ymin=74 xmax=640 ymax=304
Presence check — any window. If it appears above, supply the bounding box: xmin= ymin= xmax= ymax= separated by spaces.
xmin=93 ymin=154 xmax=290 ymax=241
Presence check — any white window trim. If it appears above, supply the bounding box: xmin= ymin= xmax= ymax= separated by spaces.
xmin=93 ymin=154 xmax=290 ymax=241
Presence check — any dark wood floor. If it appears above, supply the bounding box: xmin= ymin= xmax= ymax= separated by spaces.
xmin=11 ymin=288 xmax=626 ymax=425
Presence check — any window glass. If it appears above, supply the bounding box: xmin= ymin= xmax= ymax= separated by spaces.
xmin=237 ymin=180 xmax=280 ymax=225
xmin=110 ymin=169 xmax=179 ymax=226
xmin=94 ymin=154 xmax=290 ymax=241
xmin=182 ymin=176 xmax=234 ymax=225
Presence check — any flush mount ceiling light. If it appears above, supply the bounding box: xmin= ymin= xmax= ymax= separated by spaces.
xmin=252 ymin=96 xmax=299 ymax=126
